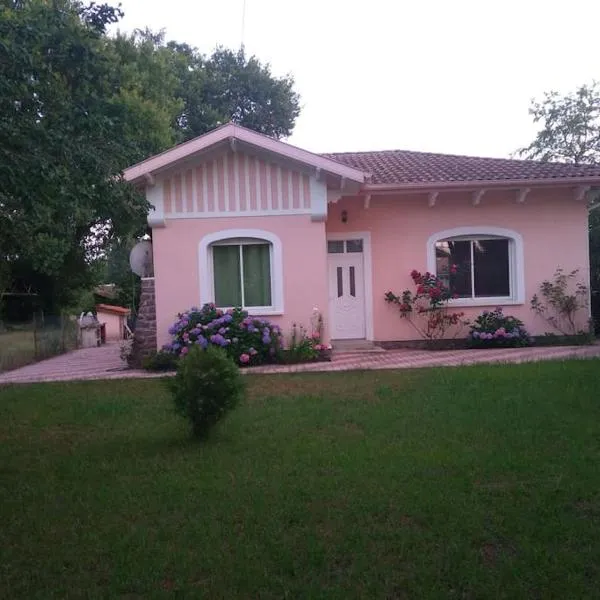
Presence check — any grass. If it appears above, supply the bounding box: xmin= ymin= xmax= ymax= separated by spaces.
xmin=1 ymin=360 xmax=600 ymax=598
xmin=0 ymin=330 xmax=36 ymax=372
xmin=0 ymin=323 xmax=77 ymax=372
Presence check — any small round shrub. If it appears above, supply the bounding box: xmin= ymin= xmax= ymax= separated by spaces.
xmin=167 ymin=345 xmax=245 ymax=439
xmin=468 ymin=307 xmax=532 ymax=348
xmin=163 ymin=304 xmax=282 ymax=366
xmin=142 ymin=350 xmax=179 ymax=372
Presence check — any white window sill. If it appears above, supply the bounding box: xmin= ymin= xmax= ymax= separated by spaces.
xmin=447 ymin=297 xmax=524 ymax=308
xmin=246 ymin=308 xmax=284 ymax=316
xmin=217 ymin=306 xmax=284 ymax=316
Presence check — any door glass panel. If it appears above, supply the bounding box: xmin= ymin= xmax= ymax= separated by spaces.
xmin=337 ymin=267 xmax=343 ymax=297
xmin=349 ymin=266 xmax=356 ymax=297
xmin=328 ymin=240 xmax=344 ymax=253
xmin=346 ymin=239 xmax=363 ymax=253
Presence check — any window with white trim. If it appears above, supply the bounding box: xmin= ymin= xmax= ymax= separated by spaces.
xmin=200 ymin=229 xmax=284 ymax=315
xmin=436 ymin=237 xmax=511 ymax=298
xmin=428 ymin=227 xmax=524 ymax=304
xmin=211 ymin=238 xmax=272 ymax=308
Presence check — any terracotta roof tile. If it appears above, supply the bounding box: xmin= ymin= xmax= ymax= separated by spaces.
xmin=96 ymin=303 xmax=130 ymax=316
xmin=321 ymin=149 xmax=600 ymax=185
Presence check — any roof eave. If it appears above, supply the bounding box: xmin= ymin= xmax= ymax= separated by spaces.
xmin=362 ymin=176 xmax=600 ymax=193
xmin=123 ymin=123 xmax=366 ymax=186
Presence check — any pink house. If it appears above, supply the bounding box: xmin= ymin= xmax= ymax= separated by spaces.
xmin=123 ymin=123 xmax=600 ymax=351
xmin=95 ymin=304 xmax=130 ymax=341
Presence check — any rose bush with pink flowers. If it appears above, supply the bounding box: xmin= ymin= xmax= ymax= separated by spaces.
xmin=163 ymin=304 xmax=282 ymax=366
xmin=385 ymin=270 xmax=467 ymax=344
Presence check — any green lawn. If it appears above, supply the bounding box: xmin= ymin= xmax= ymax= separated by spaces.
xmin=0 ymin=330 xmax=37 ymax=372
xmin=1 ymin=361 xmax=600 ymax=598
xmin=0 ymin=324 xmax=77 ymax=372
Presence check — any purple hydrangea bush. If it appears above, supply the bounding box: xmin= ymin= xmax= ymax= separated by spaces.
xmin=468 ymin=307 xmax=532 ymax=348
xmin=163 ymin=304 xmax=282 ymax=366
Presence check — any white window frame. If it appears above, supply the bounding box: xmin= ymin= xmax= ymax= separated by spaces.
xmin=199 ymin=229 xmax=284 ymax=315
xmin=426 ymin=226 xmax=525 ymax=307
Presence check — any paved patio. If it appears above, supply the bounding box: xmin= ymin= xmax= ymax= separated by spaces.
xmin=0 ymin=342 xmax=599 ymax=385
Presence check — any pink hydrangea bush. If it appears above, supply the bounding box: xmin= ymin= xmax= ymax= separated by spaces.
xmin=469 ymin=307 xmax=532 ymax=348
xmin=163 ymin=304 xmax=282 ymax=366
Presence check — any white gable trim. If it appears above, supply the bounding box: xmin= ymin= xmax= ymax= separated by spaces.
xmin=124 ymin=123 xmax=366 ymax=186
xmin=146 ymin=183 xmax=165 ymax=228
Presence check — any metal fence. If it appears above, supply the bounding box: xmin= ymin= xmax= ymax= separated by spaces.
xmin=0 ymin=315 xmax=79 ymax=373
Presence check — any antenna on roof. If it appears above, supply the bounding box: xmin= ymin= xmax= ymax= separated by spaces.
xmin=240 ymin=0 xmax=247 ymax=51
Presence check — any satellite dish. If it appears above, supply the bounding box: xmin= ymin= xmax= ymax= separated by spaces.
xmin=129 ymin=240 xmax=154 ymax=277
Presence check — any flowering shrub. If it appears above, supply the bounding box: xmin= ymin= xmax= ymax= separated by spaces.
xmin=531 ymin=268 xmax=589 ymax=335
xmin=284 ymin=323 xmax=318 ymax=361
xmin=278 ymin=308 xmax=332 ymax=363
xmin=163 ymin=304 xmax=282 ymax=366
xmin=309 ymin=306 xmax=333 ymax=357
xmin=469 ymin=307 xmax=531 ymax=348
xmin=283 ymin=319 xmax=333 ymax=363
xmin=385 ymin=270 xmax=467 ymax=343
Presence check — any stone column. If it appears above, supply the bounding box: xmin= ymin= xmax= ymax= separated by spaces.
xmin=129 ymin=277 xmax=157 ymax=368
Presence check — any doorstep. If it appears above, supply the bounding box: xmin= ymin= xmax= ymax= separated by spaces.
xmin=331 ymin=339 xmax=387 ymax=353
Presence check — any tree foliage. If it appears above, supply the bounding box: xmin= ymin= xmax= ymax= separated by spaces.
xmin=112 ymin=30 xmax=301 ymax=142
xmin=519 ymin=82 xmax=600 ymax=332
xmin=0 ymin=1 xmax=301 ymax=315
xmin=0 ymin=0 xmax=151 ymax=312
xmin=195 ymin=46 xmax=300 ymax=140
xmin=519 ymin=82 xmax=600 ymax=164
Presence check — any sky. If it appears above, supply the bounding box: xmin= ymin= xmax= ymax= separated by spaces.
xmin=111 ymin=0 xmax=600 ymax=158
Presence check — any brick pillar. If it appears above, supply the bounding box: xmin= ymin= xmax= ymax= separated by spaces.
xmin=130 ymin=277 xmax=157 ymax=368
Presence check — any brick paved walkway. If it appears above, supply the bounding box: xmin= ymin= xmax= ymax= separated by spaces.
xmin=0 ymin=344 xmax=162 ymax=386
xmin=0 ymin=342 xmax=599 ymax=386
xmin=251 ymin=344 xmax=600 ymax=374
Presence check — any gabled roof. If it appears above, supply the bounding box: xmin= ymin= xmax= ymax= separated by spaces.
xmin=123 ymin=123 xmax=600 ymax=191
xmin=323 ymin=149 xmax=600 ymax=187
xmin=96 ymin=303 xmax=130 ymax=316
xmin=123 ymin=123 xmax=366 ymax=186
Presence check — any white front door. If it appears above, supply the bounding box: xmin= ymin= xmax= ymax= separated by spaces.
xmin=327 ymin=239 xmax=366 ymax=339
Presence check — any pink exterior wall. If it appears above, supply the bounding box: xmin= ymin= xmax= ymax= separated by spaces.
xmin=152 ymin=168 xmax=590 ymax=348
xmin=326 ymin=188 xmax=590 ymax=340
xmin=152 ymin=215 xmax=328 ymax=349
xmin=97 ymin=311 xmax=124 ymax=341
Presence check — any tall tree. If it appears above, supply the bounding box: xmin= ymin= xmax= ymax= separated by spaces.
xmin=181 ymin=46 xmax=300 ymax=140
xmin=519 ymin=82 xmax=600 ymax=164
xmin=519 ymin=82 xmax=600 ymax=332
xmin=0 ymin=0 xmax=157 ymax=312
xmin=0 ymin=3 xmax=301 ymax=315
xmin=109 ymin=29 xmax=183 ymax=155
xmin=114 ymin=31 xmax=301 ymax=142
